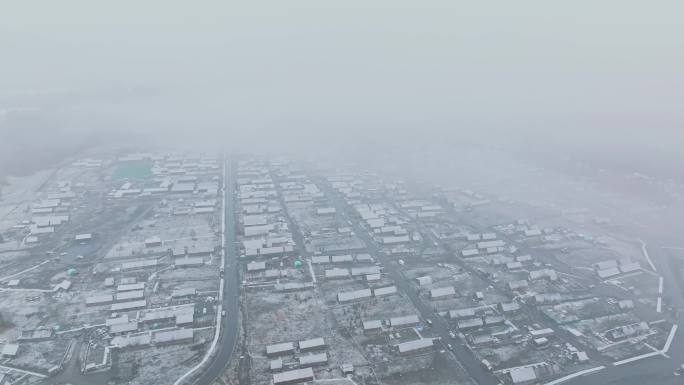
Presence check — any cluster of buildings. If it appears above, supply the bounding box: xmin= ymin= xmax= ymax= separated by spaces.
xmin=0 ymin=151 xmax=224 ymax=384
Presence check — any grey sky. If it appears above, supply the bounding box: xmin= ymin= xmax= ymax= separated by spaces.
xmin=1 ymin=1 xmax=683 ymax=156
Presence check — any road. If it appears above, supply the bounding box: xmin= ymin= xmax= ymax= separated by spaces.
xmin=316 ymin=176 xmax=500 ymax=385
xmin=269 ymin=166 xmax=310 ymax=258
xmin=192 ymin=157 xmax=240 ymax=385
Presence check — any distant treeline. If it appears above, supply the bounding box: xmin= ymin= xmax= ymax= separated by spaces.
xmin=0 ymin=110 xmax=99 ymax=177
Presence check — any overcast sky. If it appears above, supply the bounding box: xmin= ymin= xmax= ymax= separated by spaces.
xmin=1 ymin=1 xmax=683 ymax=162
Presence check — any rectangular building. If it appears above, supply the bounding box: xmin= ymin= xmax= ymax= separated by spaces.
xmin=397 ymin=338 xmax=434 ymax=355
xmin=389 ymin=315 xmax=420 ymax=328
xmin=331 ymin=254 xmax=353 ymax=263
xmin=1 ymin=344 xmax=19 ymax=357
xmin=338 ymin=289 xmax=372 ymax=303
xmin=373 ymin=286 xmax=397 ymax=297
xmin=311 ymin=255 xmax=330 ymax=264
xmin=115 ymin=290 xmax=144 ymax=302
xmin=110 ymin=300 xmax=147 ymax=312
xmin=247 ymin=261 xmax=267 ymax=272
xmin=351 ymin=266 xmax=380 ymax=276
xmin=109 ymin=321 xmax=139 ymax=335
xmin=298 ymin=352 xmax=328 ymax=367
xmin=117 ymin=283 xmax=145 ymax=292
xmin=457 ymin=317 xmax=484 ymax=330
xmin=273 ymin=367 xmax=314 ymax=385
xmin=298 ymin=337 xmax=326 ymax=352
xmin=325 ymin=268 xmax=350 ymax=279
xmin=363 ymin=320 xmax=383 ymax=333
xmin=266 ymin=342 xmax=295 ymax=357
xmin=477 ymin=240 xmax=505 ymax=249
xmin=449 ymin=308 xmax=477 ymax=319
xmin=86 ymin=294 xmax=114 ymax=306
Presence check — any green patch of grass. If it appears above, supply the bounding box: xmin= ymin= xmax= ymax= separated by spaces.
xmin=113 ymin=160 xmax=153 ymax=180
